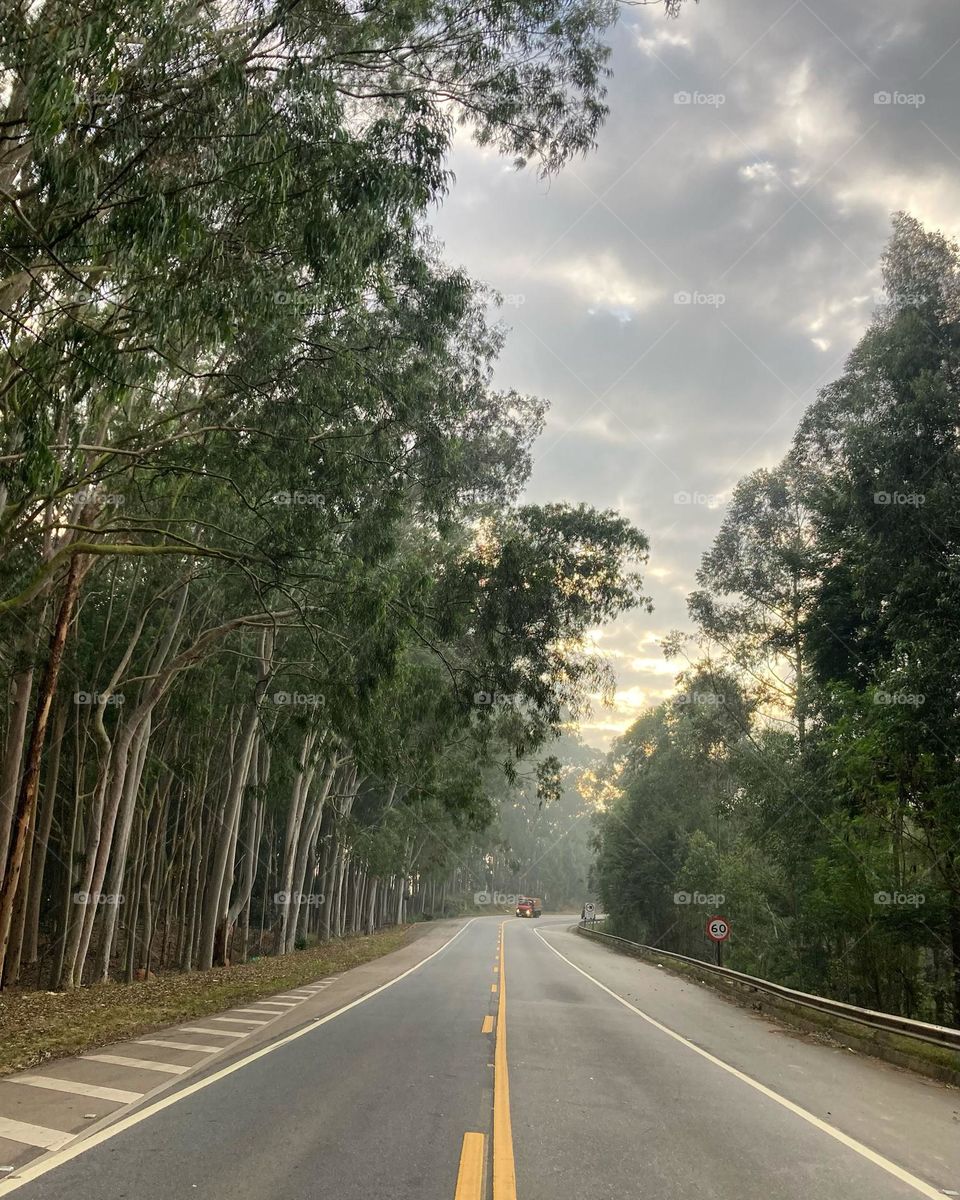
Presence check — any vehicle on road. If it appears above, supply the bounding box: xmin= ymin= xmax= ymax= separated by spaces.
xmin=516 ymin=896 xmax=542 ymax=918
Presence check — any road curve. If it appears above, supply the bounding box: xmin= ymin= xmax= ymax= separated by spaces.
xmin=1 ymin=914 xmax=958 ymax=1200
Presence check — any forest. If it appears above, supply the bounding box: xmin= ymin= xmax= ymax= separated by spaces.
xmin=0 ymin=0 xmax=657 ymax=991
xmin=593 ymin=214 xmax=960 ymax=1026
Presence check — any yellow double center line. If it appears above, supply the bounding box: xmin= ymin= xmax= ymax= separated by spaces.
xmin=455 ymin=921 xmax=517 ymax=1200
xmin=493 ymin=920 xmax=517 ymax=1199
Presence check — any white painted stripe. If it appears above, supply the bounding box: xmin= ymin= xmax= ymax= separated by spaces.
xmin=8 ymin=1076 xmax=142 ymax=1104
xmin=208 ymin=1017 xmax=269 ymax=1026
xmin=0 ymin=919 xmax=475 ymax=1195
xmin=82 ymin=1055 xmax=187 ymax=1076
xmin=534 ymin=930 xmax=946 ymax=1200
xmin=250 ymin=1000 xmax=297 ymax=1008
xmin=0 ymin=1120 xmax=72 ymax=1151
xmin=136 ymin=1040 xmax=221 ymax=1054
xmin=179 ymin=1027 xmax=245 ymax=1038
xmin=275 ymin=993 xmax=310 ymax=1000
xmin=231 ymin=1009 xmax=281 ymax=1017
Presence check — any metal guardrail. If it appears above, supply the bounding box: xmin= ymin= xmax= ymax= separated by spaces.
xmin=577 ymin=922 xmax=960 ymax=1055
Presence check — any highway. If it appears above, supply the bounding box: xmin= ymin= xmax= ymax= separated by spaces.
xmin=1 ymin=915 xmax=958 ymax=1200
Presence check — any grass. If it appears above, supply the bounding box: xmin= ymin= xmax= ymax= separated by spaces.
xmin=0 ymin=925 xmax=412 ymax=1077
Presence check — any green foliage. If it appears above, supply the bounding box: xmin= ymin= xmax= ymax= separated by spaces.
xmin=0 ymin=0 xmax=680 ymax=986
xmin=595 ymin=215 xmax=960 ymax=1025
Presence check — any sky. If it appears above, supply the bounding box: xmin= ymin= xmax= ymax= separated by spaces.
xmin=431 ymin=0 xmax=960 ymax=748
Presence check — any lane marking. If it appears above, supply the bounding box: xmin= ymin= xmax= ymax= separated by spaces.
xmin=493 ymin=920 xmax=517 ymax=1200
xmin=247 ymin=1000 xmax=296 ymax=1008
xmin=0 ymin=919 xmax=477 ymax=1195
xmin=7 ymin=1077 xmax=142 ymax=1104
xmin=232 ymin=1009 xmax=283 ymax=1017
xmin=208 ymin=1017 xmax=269 ymax=1026
xmin=490 ymin=983 xmax=497 ymax=994
xmin=83 ymin=1055 xmax=188 ymax=1076
xmin=0 ymin=1121 xmax=72 ymax=1153
xmin=136 ymin=1041 xmax=221 ymax=1054
xmin=481 ymin=1015 xmax=494 ymax=1035
xmin=535 ymin=931 xmax=946 ymax=1200
xmin=454 ymin=1132 xmax=484 ymax=1200
xmin=179 ymin=1027 xmax=245 ymax=1038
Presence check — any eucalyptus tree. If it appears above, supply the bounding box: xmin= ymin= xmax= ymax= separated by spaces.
xmin=1 ymin=0 xmax=690 ymax=986
xmin=794 ymin=213 xmax=960 ymax=1017
xmin=592 ymin=216 xmax=960 ymax=1022
xmin=688 ymin=458 xmax=818 ymax=745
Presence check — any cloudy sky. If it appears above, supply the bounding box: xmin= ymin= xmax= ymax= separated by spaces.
xmin=431 ymin=0 xmax=960 ymax=747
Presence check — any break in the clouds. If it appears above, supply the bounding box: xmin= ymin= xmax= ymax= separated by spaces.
xmin=431 ymin=0 xmax=960 ymax=747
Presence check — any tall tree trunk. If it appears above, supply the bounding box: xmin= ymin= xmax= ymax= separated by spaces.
xmin=124 ymin=811 xmax=148 ymax=982
xmin=93 ymin=713 xmax=152 ymax=980
xmin=0 ymin=551 xmax=84 ymax=983
xmin=277 ymin=730 xmax=318 ymax=952
xmin=285 ymin=757 xmax=336 ymax=953
xmin=365 ymin=876 xmax=379 ymax=934
xmin=198 ymin=631 xmax=273 ymax=970
xmin=23 ymin=701 xmax=66 ymax=966
xmin=0 ymin=654 xmax=36 ymax=880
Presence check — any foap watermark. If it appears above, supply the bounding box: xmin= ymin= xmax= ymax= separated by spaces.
xmin=674 ymin=91 xmax=725 ymax=108
xmin=474 ymin=891 xmax=521 ymax=907
xmin=673 ymin=491 xmax=723 ymax=507
xmin=72 ymin=484 xmax=124 ymax=508
xmin=502 ymin=293 xmax=525 ymax=308
xmin=272 ymin=291 xmax=314 ymax=311
xmin=473 ymin=691 xmax=518 ymax=706
xmin=74 ymin=892 xmax=124 ymax=906
xmin=874 ymin=691 xmax=925 ymax=708
xmin=674 ymin=891 xmax=725 ymax=906
xmin=74 ymin=691 xmax=124 ymax=706
xmin=274 ymin=891 xmax=325 ymax=906
xmin=674 ymin=290 xmax=725 ymax=307
xmin=676 ymin=692 xmax=725 ymax=706
xmin=874 ymin=891 xmax=925 ymax=907
xmin=271 ymin=490 xmax=324 ymax=506
xmin=873 ymin=491 xmax=925 ymax=507
xmin=270 ymin=692 xmax=323 ymax=707
xmin=874 ymin=91 xmax=925 ymax=107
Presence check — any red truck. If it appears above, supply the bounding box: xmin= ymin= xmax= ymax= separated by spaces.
xmin=515 ymin=896 xmax=542 ymax=918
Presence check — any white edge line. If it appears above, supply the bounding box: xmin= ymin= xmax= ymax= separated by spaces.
xmin=0 ymin=919 xmax=476 ymax=1196
xmin=534 ymin=930 xmax=944 ymax=1200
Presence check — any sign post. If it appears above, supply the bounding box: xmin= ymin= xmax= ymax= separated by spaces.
xmin=583 ymin=901 xmax=596 ymax=924
xmin=706 ymin=914 xmax=730 ymax=967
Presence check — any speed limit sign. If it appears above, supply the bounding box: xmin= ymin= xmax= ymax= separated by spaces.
xmin=706 ymin=915 xmax=730 ymax=942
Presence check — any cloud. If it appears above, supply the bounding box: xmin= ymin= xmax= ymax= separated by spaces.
xmin=432 ymin=0 xmax=960 ymax=748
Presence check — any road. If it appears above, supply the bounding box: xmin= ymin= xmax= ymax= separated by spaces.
xmin=1 ymin=915 xmax=958 ymax=1199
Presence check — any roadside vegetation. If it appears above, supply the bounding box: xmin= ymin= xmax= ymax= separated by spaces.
xmin=592 ymin=215 xmax=960 ymax=1027
xmin=0 ymin=925 xmax=410 ymax=1076
xmin=0 ymin=0 xmax=699 ymax=993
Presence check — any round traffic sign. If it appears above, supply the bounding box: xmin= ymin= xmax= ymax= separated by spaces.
xmin=706 ymin=915 xmax=730 ymax=942
xmin=584 ymin=902 xmax=596 ymax=916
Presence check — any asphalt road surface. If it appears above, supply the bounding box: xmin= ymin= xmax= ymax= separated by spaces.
xmin=1 ymin=915 xmax=958 ymax=1200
